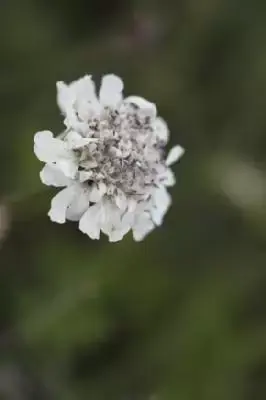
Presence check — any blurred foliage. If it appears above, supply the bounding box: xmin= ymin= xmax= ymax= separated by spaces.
xmin=1 ymin=0 xmax=266 ymax=399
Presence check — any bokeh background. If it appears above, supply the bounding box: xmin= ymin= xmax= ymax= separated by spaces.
xmin=1 ymin=0 xmax=266 ymax=399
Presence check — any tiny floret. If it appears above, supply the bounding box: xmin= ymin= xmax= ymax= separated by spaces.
xmin=34 ymin=74 xmax=184 ymax=242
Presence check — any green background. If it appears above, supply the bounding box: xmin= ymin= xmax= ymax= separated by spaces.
xmin=1 ymin=0 xmax=266 ymax=399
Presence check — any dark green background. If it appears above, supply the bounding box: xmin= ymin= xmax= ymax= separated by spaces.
xmin=1 ymin=0 xmax=266 ymax=399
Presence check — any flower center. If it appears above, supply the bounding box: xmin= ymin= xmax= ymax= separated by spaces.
xmin=73 ymin=104 xmax=165 ymax=198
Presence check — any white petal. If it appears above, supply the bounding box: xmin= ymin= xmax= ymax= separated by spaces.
xmin=108 ymin=228 xmax=128 ymax=243
xmin=72 ymin=76 xmax=101 ymax=118
xmin=127 ymin=198 xmax=137 ymax=213
xmin=77 ymin=99 xmax=101 ymax=121
xmin=99 ymin=74 xmax=124 ymax=108
xmin=66 ymin=186 xmax=90 ymax=221
xmin=34 ymin=131 xmax=69 ymax=164
xmin=63 ymin=113 xmax=88 ymax=134
xmin=56 ymin=81 xmax=73 ymax=115
xmin=115 ymin=190 xmax=127 ymax=211
xmin=57 ymin=76 xmax=101 ymax=130
xmin=166 ymin=145 xmax=184 ymax=166
xmin=89 ymin=184 xmax=105 ymax=203
xmin=160 ymin=168 xmax=176 ymax=187
xmin=108 ymin=232 xmax=124 ymax=242
xmin=57 ymin=75 xmax=97 ymax=112
xmin=100 ymin=201 xmax=121 ymax=236
xmin=121 ymin=211 xmax=135 ymax=227
xmin=150 ymin=206 xmax=164 ymax=226
xmin=66 ymin=131 xmax=98 ymax=149
xmin=153 ymin=186 xmax=172 ymax=214
xmin=70 ymin=75 xmax=98 ymax=103
xmin=132 ymin=212 xmax=155 ymax=242
xmin=124 ymin=96 xmax=157 ymax=118
xmin=40 ymin=164 xmax=71 ymax=187
xmin=79 ymin=203 xmax=101 ymax=240
xmin=55 ymin=158 xmax=78 ymax=179
xmin=98 ymin=182 xmax=107 ymax=196
xmin=79 ymin=170 xmax=93 ymax=182
xmin=106 ymin=209 xmax=132 ymax=241
xmin=48 ymin=186 xmax=76 ymax=224
xmin=154 ymin=117 xmax=169 ymax=142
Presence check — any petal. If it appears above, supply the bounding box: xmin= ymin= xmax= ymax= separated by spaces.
xmin=57 ymin=76 xmax=101 ymax=131
xmin=70 ymin=75 xmax=97 ymax=103
xmin=57 ymin=75 xmax=98 ymax=113
xmin=66 ymin=131 xmax=98 ymax=149
xmin=154 ymin=117 xmax=169 ymax=142
xmin=115 ymin=189 xmax=127 ymax=211
xmin=99 ymin=74 xmax=124 ymax=107
xmin=79 ymin=203 xmax=101 ymax=240
xmin=72 ymin=76 xmax=101 ymax=118
xmin=79 ymin=170 xmax=93 ymax=182
xmin=160 ymin=168 xmax=176 ymax=187
xmin=108 ymin=231 xmax=124 ymax=242
xmin=77 ymin=99 xmax=101 ymax=121
xmin=127 ymin=198 xmax=137 ymax=213
xmin=166 ymin=145 xmax=184 ymax=166
xmin=150 ymin=206 xmax=164 ymax=226
xmin=98 ymin=182 xmax=107 ymax=197
xmin=132 ymin=212 xmax=155 ymax=242
xmin=56 ymin=81 xmax=73 ymax=115
xmin=89 ymin=184 xmax=105 ymax=203
xmin=55 ymin=158 xmax=78 ymax=179
xmin=66 ymin=186 xmax=90 ymax=221
xmin=121 ymin=211 xmax=135 ymax=230
xmin=48 ymin=186 xmax=76 ymax=224
xmin=63 ymin=112 xmax=89 ymax=134
xmin=40 ymin=164 xmax=71 ymax=187
xmin=124 ymin=96 xmax=157 ymax=118
xmin=34 ymin=131 xmax=69 ymax=164
xmin=153 ymin=186 xmax=172 ymax=214
xmin=100 ymin=201 xmax=122 ymax=236
xmin=108 ymin=228 xmax=129 ymax=242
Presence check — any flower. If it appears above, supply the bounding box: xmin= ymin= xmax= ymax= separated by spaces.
xmin=34 ymin=74 xmax=184 ymax=242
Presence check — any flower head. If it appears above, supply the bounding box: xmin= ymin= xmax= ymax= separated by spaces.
xmin=34 ymin=74 xmax=184 ymax=242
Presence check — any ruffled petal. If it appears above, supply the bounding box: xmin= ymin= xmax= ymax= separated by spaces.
xmin=57 ymin=76 xmax=101 ymax=132
xmin=66 ymin=131 xmax=98 ymax=149
xmin=34 ymin=131 xmax=69 ymax=164
xmin=70 ymin=75 xmax=98 ymax=103
xmin=57 ymin=75 xmax=98 ymax=113
xmin=88 ymin=183 xmax=106 ymax=203
xmin=160 ymin=168 xmax=176 ymax=187
xmin=127 ymin=198 xmax=137 ymax=213
xmin=56 ymin=81 xmax=73 ymax=115
xmin=55 ymin=158 xmax=78 ymax=179
xmin=99 ymin=74 xmax=124 ymax=108
xmin=100 ymin=201 xmax=122 ymax=237
xmin=154 ymin=117 xmax=169 ymax=142
xmin=48 ymin=186 xmax=76 ymax=224
xmin=132 ymin=212 xmax=155 ymax=241
xmin=79 ymin=170 xmax=93 ymax=182
xmin=108 ymin=226 xmax=130 ymax=242
xmin=153 ymin=186 xmax=172 ymax=215
xmin=166 ymin=145 xmax=184 ymax=166
xmin=66 ymin=186 xmax=90 ymax=221
xmin=115 ymin=189 xmax=127 ymax=211
xmin=40 ymin=164 xmax=71 ymax=187
xmin=79 ymin=203 xmax=102 ymax=240
xmin=124 ymin=96 xmax=157 ymax=118
xmin=150 ymin=205 xmax=165 ymax=226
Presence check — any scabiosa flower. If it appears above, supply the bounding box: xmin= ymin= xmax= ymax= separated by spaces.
xmin=34 ymin=74 xmax=184 ymax=242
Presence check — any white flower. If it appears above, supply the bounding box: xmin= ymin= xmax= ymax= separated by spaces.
xmin=34 ymin=74 xmax=184 ymax=242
